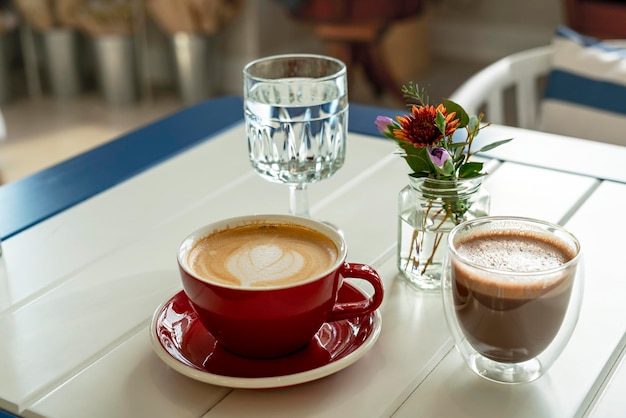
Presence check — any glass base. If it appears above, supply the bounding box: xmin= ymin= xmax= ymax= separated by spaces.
xmin=398 ymin=259 xmax=443 ymax=291
xmin=467 ymin=353 xmax=543 ymax=384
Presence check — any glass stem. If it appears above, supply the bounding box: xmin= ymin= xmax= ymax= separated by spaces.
xmin=289 ymin=183 xmax=310 ymax=218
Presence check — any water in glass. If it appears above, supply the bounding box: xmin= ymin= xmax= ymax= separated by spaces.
xmin=245 ymin=78 xmax=348 ymax=185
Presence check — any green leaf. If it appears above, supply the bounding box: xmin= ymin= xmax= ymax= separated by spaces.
xmin=442 ymin=99 xmax=470 ymax=128
xmin=401 ymin=82 xmax=429 ymax=107
xmin=435 ymin=111 xmax=447 ymax=135
xmin=434 ymin=157 xmax=456 ymax=177
xmin=403 ymin=146 xmax=432 ymax=174
xmin=458 ymin=162 xmax=484 ymax=178
xmin=476 ymin=138 xmax=514 ymax=153
xmin=409 ymin=171 xmax=430 ymax=178
xmin=467 ymin=115 xmax=479 ymax=132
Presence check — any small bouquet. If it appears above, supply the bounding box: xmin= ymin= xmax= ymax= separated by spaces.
xmin=376 ymin=83 xmax=512 ymax=290
xmin=375 ymin=82 xmax=512 ymax=181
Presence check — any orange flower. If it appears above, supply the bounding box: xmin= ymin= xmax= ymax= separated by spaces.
xmin=393 ymin=104 xmax=460 ymax=148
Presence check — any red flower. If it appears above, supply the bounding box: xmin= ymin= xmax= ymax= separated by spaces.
xmin=393 ymin=104 xmax=460 ymax=148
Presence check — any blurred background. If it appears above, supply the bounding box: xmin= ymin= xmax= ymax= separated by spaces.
xmin=0 ymin=0 xmax=569 ymax=182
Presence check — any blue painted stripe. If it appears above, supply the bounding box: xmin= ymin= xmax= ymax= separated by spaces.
xmin=0 ymin=95 xmax=244 ymax=240
xmin=556 ymin=25 xmax=626 ymax=55
xmin=350 ymin=101 xmax=486 ymax=137
xmin=0 ymin=410 xmax=18 ymax=418
xmin=349 ymin=102 xmax=404 ymax=137
xmin=544 ymin=70 xmax=626 ymax=114
xmin=0 ymin=97 xmax=401 ymax=240
xmin=556 ymin=25 xmax=599 ymax=48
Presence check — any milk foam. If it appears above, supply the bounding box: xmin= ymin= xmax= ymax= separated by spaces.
xmin=226 ymin=244 xmax=306 ymax=286
xmin=187 ymin=222 xmax=338 ymax=288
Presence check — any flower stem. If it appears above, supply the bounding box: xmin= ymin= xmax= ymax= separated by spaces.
xmin=418 ymin=210 xmax=450 ymax=275
xmin=404 ymin=201 xmax=451 ymax=277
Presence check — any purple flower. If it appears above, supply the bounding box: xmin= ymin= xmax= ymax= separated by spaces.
xmin=428 ymin=147 xmax=451 ymax=168
xmin=375 ymin=116 xmax=394 ymax=134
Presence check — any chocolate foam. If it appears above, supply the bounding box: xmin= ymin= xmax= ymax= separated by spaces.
xmin=452 ymin=230 xmax=578 ymax=299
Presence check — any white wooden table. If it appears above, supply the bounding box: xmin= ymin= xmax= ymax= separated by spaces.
xmin=0 ymin=97 xmax=624 ymax=418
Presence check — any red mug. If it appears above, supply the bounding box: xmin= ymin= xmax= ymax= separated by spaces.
xmin=178 ymin=214 xmax=384 ymax=359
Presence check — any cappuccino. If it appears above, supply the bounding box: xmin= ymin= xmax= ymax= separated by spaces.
xmin=187 ymin=222 xmax=338 ymax=288
xmin=452 ymin=230 xmax=577 ymax=363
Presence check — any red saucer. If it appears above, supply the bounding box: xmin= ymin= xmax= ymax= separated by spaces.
xmin=149 ymin=283 xmax=382 ymax=389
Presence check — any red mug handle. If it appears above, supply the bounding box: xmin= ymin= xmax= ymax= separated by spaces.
xmin=327 ymin=263 xmax=384 ymax=321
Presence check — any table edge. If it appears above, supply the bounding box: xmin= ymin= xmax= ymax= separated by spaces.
xmin=0 ymin=97 xmax=400 ymax=240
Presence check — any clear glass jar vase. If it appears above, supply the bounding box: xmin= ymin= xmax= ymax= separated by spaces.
xmin=397 ymin=175 xmax=490 ymax=291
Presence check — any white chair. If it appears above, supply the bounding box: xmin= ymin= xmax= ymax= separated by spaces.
xmin=0 ymin=110 xmax=6 ymax=141
xmin=449 ymin=45 xmax=552 ymax=130
xmin=450 ymin=39 xmax=626 ymax=146
xmin=0 ymin=110 xmax=6 ymax=183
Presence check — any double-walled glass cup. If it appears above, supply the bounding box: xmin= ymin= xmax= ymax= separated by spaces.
xmin=442 ymin=216 xmax=583 ymax=384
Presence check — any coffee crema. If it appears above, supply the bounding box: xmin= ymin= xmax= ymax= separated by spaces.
xmin=452 ymin=230 xmax=577 ymax=363
xmin=187 ymin=222 xmax=338 ymax=288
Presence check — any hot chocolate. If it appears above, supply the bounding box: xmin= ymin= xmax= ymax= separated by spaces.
xmin=452 ymin=230 xmax=577 ymax=363
xmin=187 ymin=222 xmax=339 ymax=288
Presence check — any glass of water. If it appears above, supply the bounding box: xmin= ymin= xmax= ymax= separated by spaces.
xmin=243 ymin=54 xmax=348 ymax=217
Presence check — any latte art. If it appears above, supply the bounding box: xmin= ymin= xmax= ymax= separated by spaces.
xmin=187 ymin=222 xmax=339 ymax=287
xmin=227 ymin=244 xmax=307 ymax=286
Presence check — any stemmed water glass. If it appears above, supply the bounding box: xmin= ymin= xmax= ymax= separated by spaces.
xmin=243 ymin=54 xmax=348 ymax=218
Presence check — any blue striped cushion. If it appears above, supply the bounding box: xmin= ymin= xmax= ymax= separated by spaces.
xmin=539 ymin=26 xmax=626 ymax=145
